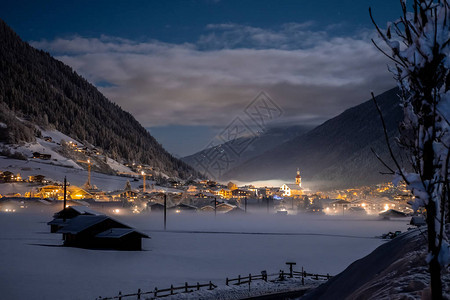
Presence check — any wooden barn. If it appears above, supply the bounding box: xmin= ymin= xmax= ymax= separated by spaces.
xmin=55 ymin=215 xmax=149 ymax=250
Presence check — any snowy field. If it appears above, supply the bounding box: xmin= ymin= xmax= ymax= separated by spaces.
xmin=0 ymin=209 xmax=411 ymax=300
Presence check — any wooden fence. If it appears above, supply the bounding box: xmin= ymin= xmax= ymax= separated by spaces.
xmin=96 ymin=281 xmax=217 ymax=300
xmin=97 ymin=262 xmax=332 ymax=299
xmin=226 ymin=266 xmax=332 ymax=287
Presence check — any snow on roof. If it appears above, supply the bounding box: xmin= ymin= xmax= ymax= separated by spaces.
xmin=47 ymin=218 xmax=68 ymax=225
xmin=169 ymin=203 xmax=197 ymax=210
xmin=147 ymin=202 xmax=164 ymax=207
xmin=57 ymin=215 xmax=129 ymax=234
xmin=283 ymin=184 xmax=303 ymax=190
xmin=331 ymin=199 xmax=351 ymax=205
xmin=217 ymin=203 xmax=236 ymax=209
xmin=95 ymin=228 xmax=149 ymax=239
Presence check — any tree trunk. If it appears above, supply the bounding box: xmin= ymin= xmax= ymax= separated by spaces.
xmin=423 ymin=138 xmax=443 ymax=299
xmin=426 ymin=199 xmax=443 ymax=299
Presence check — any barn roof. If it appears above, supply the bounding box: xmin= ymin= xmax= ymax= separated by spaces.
xmin=57 ymin=215 xmax=130 ymax=234
xmin=47 ymin=218 xmax=68 ymax=226
xmin=96 ymin=228 xmax=149 ymax=239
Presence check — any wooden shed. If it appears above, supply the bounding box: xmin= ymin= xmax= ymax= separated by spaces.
xmin=56 ymin=215 xmax=149 ymax=250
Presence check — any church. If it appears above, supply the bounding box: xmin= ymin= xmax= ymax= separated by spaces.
xmin=280 ymin=169 xmax=303 ymax=198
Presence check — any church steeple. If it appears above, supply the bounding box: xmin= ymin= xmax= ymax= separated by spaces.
xmin=295 ymin=168 xmax=301 ymax=187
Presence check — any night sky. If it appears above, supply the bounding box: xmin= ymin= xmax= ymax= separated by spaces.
xmin=1 ymin=0 xmax=403 ymax=156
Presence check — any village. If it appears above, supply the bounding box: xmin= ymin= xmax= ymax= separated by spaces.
xmin=0 ymin=164 xmax=415 ymax=218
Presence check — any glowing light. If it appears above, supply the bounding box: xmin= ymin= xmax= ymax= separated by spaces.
xmin=113 ymin=209 xmax=120 ymax=214
xmin=175 ymin=209 xmax=181 ymax=213
xmin=361 ymin=203 xmax=366 ymax=207
xmin=384 ymin=204 xmax=389 ymax=211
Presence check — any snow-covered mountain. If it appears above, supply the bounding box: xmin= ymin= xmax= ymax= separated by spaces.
xmin=0 ymin=19 xmax=200 ymax=180
xmin=219 ymin=88 xmax=404 ymax=189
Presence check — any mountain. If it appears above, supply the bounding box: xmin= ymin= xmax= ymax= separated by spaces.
xmin=182 ymin=125 xmax=313 ymax=179
xmin=221 ymin=88 xmax=405 ymax=189
xmin=0 ymin=19 xmax=200 ymax=179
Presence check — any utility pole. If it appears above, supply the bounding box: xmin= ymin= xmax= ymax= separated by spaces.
xmin=87 ymin=159 xmax=91 ymax=188
xmin=214 ymin=197 xmax=217 ymax=217
xmin=267 ymin=196 xmax=270 ymax=214
xmin=164 ymin=193 xmax=167 ymax=231
xmin=141 ymin=171 xmax=146 ymax=193
xmin=244 ymin=197 xmax=247 ymax=213
xmin=63 ymin=176 xmax=67 ymax=222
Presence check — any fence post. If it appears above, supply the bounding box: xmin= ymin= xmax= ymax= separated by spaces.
xmin=208 ymin=281 xmax=213 ymax=290
xmin=137 ymin=288 xmax=141 ymax=300
xmin=286 ymin=262 xmax=296 ymax=278
xmin=249 ymin=273 xmax=252 ymax=283
xmin=197 ymin=282 xmax=200 ymax=290
xmin=118 ymin=291 xmax=122 ymax=300
xmin=261 ymin=270 xmax=267 ymax=282
xmin=327 ymin=273 xmax=330 ymax=280
xmin=154 ymin=287 xmax=158 ymax=297
xmin=226 ymin=277 xmax=229 ymax=286
xmin=185 ymin=282 xmax=188 ymax=293
xmin=315 ymin=274 xmax=319 ymax=280
xmin=302 ymin=266 xmax=304 ymax=285
xmin=238 ymin=275 xmax=241 ymax=285
xmin=171 ymin=284 xmax=174 ymax=295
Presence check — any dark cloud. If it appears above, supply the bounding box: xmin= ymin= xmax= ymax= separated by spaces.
xmin=31 ymin=23 xmax=395 ymax=128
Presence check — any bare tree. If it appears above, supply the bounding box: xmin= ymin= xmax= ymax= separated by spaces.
xmin=370 ymin=1 xmax=449 ymax=298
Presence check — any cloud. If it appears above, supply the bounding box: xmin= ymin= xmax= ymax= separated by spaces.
xmin=31 ymin=23 xmax=395 ymax=128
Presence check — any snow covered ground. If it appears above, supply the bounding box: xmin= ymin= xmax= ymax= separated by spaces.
xmin=0 ymin=209 xmax=411 ymax=300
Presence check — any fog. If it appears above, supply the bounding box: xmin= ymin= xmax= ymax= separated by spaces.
xmin=0 ymin=208 xmax=410 ymax=299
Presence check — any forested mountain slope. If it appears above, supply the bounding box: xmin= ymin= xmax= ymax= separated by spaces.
xmin=0 ymin=19 xmax=199 ymax=179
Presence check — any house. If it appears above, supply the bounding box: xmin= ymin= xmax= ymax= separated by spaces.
xmin=56 ymin=215 xmax=149 ymax=250
xmin=32 ymin=152 xmax=51 ymax=160
xmin=35 ymin=185 xmax=63 ymax=199
xmin=330 ymin=199 xmax=351 ymax=214
xmin=147 ymin=202 xmax=165 ymax=213
xmin=218 ymin=188 xmax=232 ymax=199
xmin=379 ymin=209 xmax=408 ymax=219
xmin=28 ymin=174 xmax=46 ymax=183
xmin=199 ymin=205 xmax=215 ymax=212
xmin=347 ymin=206 xmax=367 ymax=215
xmin=66 ymin=186 xmax=93 ymax=200
xmin=216 ymin=203 xmax=236 ymax=213
xmin=280 ymin=184 xmax=303 ymax=197
xmin=231 ymin=189 xmax=254 ymax=199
